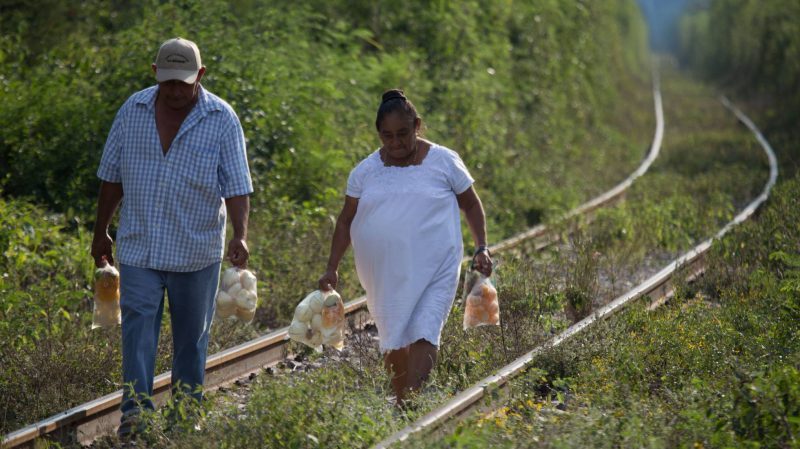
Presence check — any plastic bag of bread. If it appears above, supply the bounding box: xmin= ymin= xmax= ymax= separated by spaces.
xmin=92 ymin=258 xmax=121 ymax=329
xmin=215 ymin=266 xmax=258 ymax=324
xmin=288 ymin=289 xmax=346 ymax=351
xmin=463 ymin=270 xmax=500 ymax=330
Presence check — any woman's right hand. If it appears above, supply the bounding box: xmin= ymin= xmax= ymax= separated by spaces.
xmin=319 ymin=195 xmax=357 ymax=292
xmin=318 ymin=268 xmax=339 ymax=291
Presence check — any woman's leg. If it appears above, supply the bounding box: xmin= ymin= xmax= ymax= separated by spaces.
xmin=384 ymin=347 xmax=409 ymax=404
xmin=384 ymin=339 xmax=438 ymax=406
xmin=407 ymin=339 xmax=437 ymax=393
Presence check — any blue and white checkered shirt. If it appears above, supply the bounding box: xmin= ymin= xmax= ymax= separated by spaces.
xmin=97 ymin=85 xmax=253 ymax=272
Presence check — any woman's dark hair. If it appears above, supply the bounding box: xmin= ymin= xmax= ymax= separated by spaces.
xmin=375 ymin=89 xmax=423 ymax=132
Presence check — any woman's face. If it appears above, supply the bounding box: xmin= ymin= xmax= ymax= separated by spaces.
xmin=378 ymin=111 xmax=418 ymax=160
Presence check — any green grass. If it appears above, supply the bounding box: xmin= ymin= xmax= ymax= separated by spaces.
xmin=418 ymin=176 xmax=800 ymax=447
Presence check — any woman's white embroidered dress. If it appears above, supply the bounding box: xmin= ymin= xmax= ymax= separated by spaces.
xmin=347 ymin=144 xmax=474 ymax=352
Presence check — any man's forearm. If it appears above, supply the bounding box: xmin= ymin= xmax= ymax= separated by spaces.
xmin=94 ymin=182 xmax=123 ymax=236
xmin=225 ymin=195 xmax=250 ymax=240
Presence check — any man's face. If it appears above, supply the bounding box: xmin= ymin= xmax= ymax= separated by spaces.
xmin=151 ymin=65 xmax=205 ymax=110
xmin=158 ymin=79 xmax=198 ymax=110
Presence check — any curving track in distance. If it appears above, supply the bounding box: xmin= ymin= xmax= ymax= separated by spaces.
xmin=371 ymin=93 xmax=779 ymax=449
xmin=2 ymin=72 xmax=665 ymax=449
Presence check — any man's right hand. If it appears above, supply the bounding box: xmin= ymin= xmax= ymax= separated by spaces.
xmin=91 ymin=233 xmax=114 ymax=267
xmin=92 ymin=181 xmax=123 ymax=268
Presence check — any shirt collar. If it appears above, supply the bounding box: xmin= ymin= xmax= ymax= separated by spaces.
xmin=136 ymin=85 xmax=220 ymax=114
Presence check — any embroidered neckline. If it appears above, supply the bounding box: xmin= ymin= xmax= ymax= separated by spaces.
xmin=376 ymin=144 xmax=436 ymax=169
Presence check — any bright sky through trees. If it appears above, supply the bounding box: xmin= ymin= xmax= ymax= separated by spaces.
xmin=637 ymin=0 xmax=693 ymax=51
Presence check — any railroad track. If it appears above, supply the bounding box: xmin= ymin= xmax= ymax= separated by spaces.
xmin=371 ymin=95 xmax=779 ymax=449
xmin=2 ymin=72 xmax=664 ymax=449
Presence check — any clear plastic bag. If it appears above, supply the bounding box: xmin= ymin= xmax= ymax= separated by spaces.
xmin=288 ymin=289 xmax=346 ymax=351
xmin=92 ymin=260 xmax=121 ymax=329
xmin=462 ymin=270 xmax=500 ymax=330
xmin=215 ymin=267 xmax=258 ymax=324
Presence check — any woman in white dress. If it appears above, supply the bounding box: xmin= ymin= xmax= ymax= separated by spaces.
xmin=319 ymin=89 xmax=493 ymax=406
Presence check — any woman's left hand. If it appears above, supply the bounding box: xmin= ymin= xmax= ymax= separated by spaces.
xmin=473 ymin=252 xmax=492 ymax=277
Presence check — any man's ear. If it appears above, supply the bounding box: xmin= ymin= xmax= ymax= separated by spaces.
xmin=151 ymin=63 xmax=157 ymax=75
xmin=196 ymin=66 xmax=206 ymax=83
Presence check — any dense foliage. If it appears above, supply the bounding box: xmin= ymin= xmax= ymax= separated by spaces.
xmin=0 ymin=0 xmax=652 ymax=435
xmin=0 ymin=0 xmax=650 ymax=224
xmin=678 ymin=0 xmax=800 ymax=172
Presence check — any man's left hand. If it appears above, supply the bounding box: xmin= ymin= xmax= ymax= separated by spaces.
xmin=226 ymin=238 xmax=249 ymax=268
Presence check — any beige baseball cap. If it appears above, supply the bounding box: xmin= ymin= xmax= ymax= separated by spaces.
xmin=154 ymin=37 xmax=202 ymax=83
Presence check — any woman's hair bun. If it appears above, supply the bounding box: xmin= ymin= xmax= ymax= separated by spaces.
xmin=375 ymin=88 xmax=422 ymax=132
xmin=381 ymin=89 xmax=406 ymax=104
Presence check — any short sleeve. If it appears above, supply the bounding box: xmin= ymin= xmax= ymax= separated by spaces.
xmin=96 ymin=104 xmax=126 ymax=183
xmin=443 ymin=148 xmax=474 ymax=194
xmin=218 ymin=116 xmax=253 ymax=198
xmin=346 ymin=164 xmax=364 ymax=198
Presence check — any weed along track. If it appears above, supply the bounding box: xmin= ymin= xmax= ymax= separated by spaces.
xmin=1 ymin=71 xmax=664 ymax=449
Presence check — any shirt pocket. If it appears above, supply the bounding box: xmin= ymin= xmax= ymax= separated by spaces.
xmin=175 ymin=145 xmax=220 ymax=195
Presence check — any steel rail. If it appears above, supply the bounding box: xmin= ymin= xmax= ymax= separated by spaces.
xmin=372 ymin=93 xmax=778 ymax=449
xmin=3 ymin=73 xmax=665 ymax=449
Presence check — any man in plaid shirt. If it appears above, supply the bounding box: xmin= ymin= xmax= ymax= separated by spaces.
xmin=91 ymin=37 xmax=253 ymax=436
